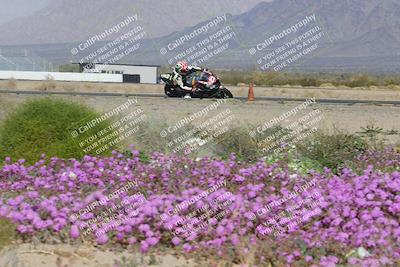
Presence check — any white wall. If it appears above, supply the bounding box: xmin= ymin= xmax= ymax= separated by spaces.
xmin=94 ymin=64 xmax=158 ymax=84
xmin=0 ymin=70 xmax=123 ymax=83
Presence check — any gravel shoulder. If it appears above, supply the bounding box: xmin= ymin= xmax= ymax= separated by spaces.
xmin=1 ymin=94 xmax=399 ymax=145
xmin=1 ymin=80 xmax=400 ymax=100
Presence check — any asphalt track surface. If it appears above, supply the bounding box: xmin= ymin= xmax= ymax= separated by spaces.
xmin=1 ymin=89 xmax=400 ymax=106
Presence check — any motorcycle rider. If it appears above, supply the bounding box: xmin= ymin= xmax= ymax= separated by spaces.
xmin=172 ymin=61 xmax=203 ymax=93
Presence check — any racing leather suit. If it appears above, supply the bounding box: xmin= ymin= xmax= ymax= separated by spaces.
xmin=172 ymin=66 xmax=202 ymax=91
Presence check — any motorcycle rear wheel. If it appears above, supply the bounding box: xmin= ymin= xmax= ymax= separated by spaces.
xmin=164 ymin=85 xmax=180 ymax=97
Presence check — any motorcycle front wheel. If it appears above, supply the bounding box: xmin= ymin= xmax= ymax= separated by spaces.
xmin=221 ymin=87 xmax=233 ymax=99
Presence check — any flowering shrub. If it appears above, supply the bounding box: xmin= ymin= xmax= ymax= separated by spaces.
xmin=0 ymin=147 xmax=399 ymax=266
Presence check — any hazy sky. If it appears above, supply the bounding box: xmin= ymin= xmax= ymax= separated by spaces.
xmin=0 ymin=0 xmax=50 ymax=25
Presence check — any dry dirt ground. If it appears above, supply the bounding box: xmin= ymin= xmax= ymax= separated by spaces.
xmin=1 ymin=93 xmax=399 ymax=142
xmin=0 ymin=243 xmax=201 ymax=267
xmin=1 ymin=79 xmax=400 ymax=100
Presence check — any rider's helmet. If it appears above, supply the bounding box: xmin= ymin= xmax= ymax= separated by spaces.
xmin=175 ymin=61 xmax=188 ymax=74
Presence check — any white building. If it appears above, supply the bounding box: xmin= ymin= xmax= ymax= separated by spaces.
xmin=0 ymin=70 xmax=122 ymax=83
xmin=79 ymin=63 xmax=159 ymax=84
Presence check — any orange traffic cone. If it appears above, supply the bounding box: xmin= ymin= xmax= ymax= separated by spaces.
xmin=248 ymin=82 xmax=255 ymax=101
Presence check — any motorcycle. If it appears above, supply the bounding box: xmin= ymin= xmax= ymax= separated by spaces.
xmin=160 ymin=69 xmax=233 ymax=99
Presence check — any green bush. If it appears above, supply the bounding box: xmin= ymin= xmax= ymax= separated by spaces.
xmin=126 ymin=122 xmax=376 ymax=170
xmin=0 ymin=219 xmax=15 ymax=250
xmin=298 ymin=77 xmax=319 ymax=87
xmin=345 ymin=74 xmax=376 ymax=88
xmin=213 ymin=126 xmax=287 ymax=161
xmin=0 ymin=98 xmax=113 ymax=164
xmin=58 ymin=64 xmax=80 ymax=72
xmin=295 ymin=130 xmax=368 ymax=173
xmin=211 ymin=126 xmax=374 ymax=172
xmin=214 ymin=126 xmax=260 ymax=161
xmin=129 ymin=122 xmax=173 ymax=154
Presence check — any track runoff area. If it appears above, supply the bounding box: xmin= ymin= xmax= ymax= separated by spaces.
xmin=0 ymin=89 xmax=400 ymax=106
